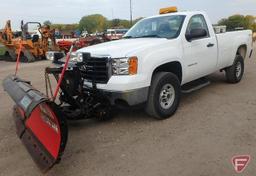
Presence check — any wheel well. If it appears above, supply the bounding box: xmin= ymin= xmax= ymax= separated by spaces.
xmin=153 ymin=61 xmax=182 ymax=82
xmin=237 ymin=45 xmax=247 ymax=59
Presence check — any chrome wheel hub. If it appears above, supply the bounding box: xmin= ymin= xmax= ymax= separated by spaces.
xmin=159 ymin=84 xmax=175 ymax=109
xmin=236 ymin=62 xmax=242 ymax=78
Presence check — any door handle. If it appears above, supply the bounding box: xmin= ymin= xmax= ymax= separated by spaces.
xmin=207 ymin=43 xmax=214 ymax=47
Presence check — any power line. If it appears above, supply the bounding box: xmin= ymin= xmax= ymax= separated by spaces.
xmin=130 ymin=0 xmax=133 ymax=25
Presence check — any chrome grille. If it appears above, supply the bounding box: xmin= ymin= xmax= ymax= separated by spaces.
xmin=80 ymin=53 xmax=111 ymax=84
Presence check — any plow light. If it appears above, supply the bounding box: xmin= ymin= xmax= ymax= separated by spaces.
xmin=46 ymin=51 xmax=65 ymax=62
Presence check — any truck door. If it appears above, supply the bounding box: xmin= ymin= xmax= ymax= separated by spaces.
xmin=182 ymin=14 xmax=218 ymax=83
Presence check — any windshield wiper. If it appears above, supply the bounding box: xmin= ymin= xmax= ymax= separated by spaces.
xmin=123 ymin=36 xmax=133 ymax=39
xmin=123 ymin=35 xmax=163 ymax=39
xmin=138 ymin=35 xmax=161 ymax=38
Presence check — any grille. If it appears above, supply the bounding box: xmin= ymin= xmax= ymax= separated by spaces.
xmin=80 ymin=53 xmax=111 ymax=84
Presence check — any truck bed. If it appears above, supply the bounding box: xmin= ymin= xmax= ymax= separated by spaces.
xmin=216 ymin=30 xmax=252 ymax=69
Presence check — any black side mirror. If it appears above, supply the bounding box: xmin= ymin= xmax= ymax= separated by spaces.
xmin=186 ymin=28 xmax=207 ymax=41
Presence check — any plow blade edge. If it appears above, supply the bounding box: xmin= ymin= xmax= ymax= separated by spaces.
xmin=2 ymin=75 xmax=68 ymax=172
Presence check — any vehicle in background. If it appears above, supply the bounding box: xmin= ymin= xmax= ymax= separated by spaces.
xmin=213 ymin=25 xmax=226 ymax=34
xmin=106 ymin=28 xmax=129 ymax=40
xmin=0 ymin=20 xmax=59 ymax=62
xmin=56 ymin=34 xmax=111 ymax=53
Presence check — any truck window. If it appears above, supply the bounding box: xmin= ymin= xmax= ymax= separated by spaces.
xmin=186 ymin=14 xmax=210 ymax=39
xmin=124 ymin=15 xmax=185 ymax=39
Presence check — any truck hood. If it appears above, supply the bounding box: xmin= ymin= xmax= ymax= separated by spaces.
xmin=77 ymin=38 xmax=168 ymax=58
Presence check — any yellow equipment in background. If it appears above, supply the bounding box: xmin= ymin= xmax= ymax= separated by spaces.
xmin=0 ymin=20 xmax=59 ymax=62
xmin=159 ymin=6 xmax=178 ymax=15
xmin=0 ymin=20 xmax=16 ymax=59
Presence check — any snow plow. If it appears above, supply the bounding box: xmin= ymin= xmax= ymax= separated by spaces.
xmin=2 ymin=44 xmax=111 ymax=172
xmin=3 ymin=75 xmax=68 ymax=172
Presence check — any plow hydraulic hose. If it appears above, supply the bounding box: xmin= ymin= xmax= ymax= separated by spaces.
xmin=15 ymin=41 xmax=23 ymax=75
xmin=52 ymin=44 xmax=74 ymax=101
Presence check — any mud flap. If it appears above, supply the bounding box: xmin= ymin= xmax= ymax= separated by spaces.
xmin=2 ymin=75 xmax=68 ymax=172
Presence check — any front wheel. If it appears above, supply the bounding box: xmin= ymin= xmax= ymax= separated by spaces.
xmin=145 ymin=72 xmax=181 ymax=120
xmin=225 ymin=55 xmax=244 ymax=83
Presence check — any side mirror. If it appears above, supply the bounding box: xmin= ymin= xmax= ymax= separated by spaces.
xmin=186 ymin=29 xmax=207 ymax=41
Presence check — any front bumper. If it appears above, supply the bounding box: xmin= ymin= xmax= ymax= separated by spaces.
xmin=102 ymin=87 xmax=149 ymax=106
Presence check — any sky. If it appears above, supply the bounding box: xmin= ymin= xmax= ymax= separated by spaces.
xmin=0 ymin=0 xmax=256 ymax=30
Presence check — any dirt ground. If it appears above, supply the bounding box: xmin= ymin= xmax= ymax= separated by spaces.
xmin=0 ymin=45 xmax=255 ymax=176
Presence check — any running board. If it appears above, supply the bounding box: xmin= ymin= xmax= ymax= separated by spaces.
xmin=181 ymin=78 xmax=210 ymax=94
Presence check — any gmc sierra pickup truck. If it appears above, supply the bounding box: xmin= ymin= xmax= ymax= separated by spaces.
xmin=71 ymin=10 xmax=253 ymax=119
xmin=2 ymin=9 xmax=254 ymax=171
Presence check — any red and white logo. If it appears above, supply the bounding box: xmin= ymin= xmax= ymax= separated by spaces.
xmin=231 ymin=155 xmax=251 ymax=173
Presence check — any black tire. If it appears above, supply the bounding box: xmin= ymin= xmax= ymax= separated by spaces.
xmin=145 ymin=72 xmax=181 ymax=120
xmin=225 ymin=55 xmax=244 ymax=83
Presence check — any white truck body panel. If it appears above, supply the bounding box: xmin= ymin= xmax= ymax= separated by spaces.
xmin=216 ymin=30 xmax=252 ymax=69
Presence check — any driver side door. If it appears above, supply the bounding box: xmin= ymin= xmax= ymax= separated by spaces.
xmin=182 ymin=14 xmax=218 ymax=83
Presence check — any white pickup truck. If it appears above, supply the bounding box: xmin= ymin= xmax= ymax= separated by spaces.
xmin=71 ymin=10 xmax=253 ymax=119
xmin=2 ymin=9 xmax=254 ymax=171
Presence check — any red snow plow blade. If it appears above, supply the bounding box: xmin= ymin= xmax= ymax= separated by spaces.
xmin=3 ymin=75 xmax=68 ymax=172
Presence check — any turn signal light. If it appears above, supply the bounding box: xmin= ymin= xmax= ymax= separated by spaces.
xmin=129 ymin=56 xmax=138 ymax=75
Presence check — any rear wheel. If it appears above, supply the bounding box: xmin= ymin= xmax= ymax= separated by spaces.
xmin=145 ymin=72 xmax=181 ymax=120
xmin=225 ymin=55 xmax=244 ymax=83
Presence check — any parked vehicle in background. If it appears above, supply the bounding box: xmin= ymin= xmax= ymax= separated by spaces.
xmin=0 ymin=20 xmax=59 ymax=62
xmin=106 ymin=28 xmax=129 ymax=40
xmin=56 ymin=34 xmax=111 ymax=53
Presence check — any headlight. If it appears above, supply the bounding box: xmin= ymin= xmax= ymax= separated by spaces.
xmin=46 ymin=52 xmax=54 ymax=60
xmin=112 ymin=56 xmax=138 ymax=75
xmin=46 ymin=51 xmax=65 ymax=61
xmin=70 ymin=52 xmax=83 ymax=62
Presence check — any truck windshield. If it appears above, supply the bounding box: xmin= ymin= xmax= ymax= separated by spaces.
xmin=124 ymin=15 xmax=185 ymax=39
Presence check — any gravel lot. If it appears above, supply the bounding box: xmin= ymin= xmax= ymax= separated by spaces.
xmin=0 ymin=45 xmax=255 ymax=176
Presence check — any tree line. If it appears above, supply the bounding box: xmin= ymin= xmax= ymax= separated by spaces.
xmin=44 ymin=13 xmax=256 ymax=33
xmin=44 ymin=14 xmax=143 ymax=33
xmin=218 ymin=15 xmax=256 ymax=32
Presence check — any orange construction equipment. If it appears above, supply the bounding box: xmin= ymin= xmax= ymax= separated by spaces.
xmin=0 ymin=20 xmax=17 ymax=59
xmin=0 ymin=20 xmax=59 ymax=62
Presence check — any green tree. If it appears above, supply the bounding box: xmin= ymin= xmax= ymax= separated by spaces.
xmin=43 ymin=20 xmax=52 ymax=26
xmin=245 ymin=15 xmax=256 ymax=31
xmin=79 ymin=14 xmax=107 ymax=33
xmin=107 ymin=19 xmax=131 ymax=29
xmin=218 ymin=14 xmax=256 ymax=31
xmin=111 ymin=19 xmax=121 ymax=27
xmin=50 ymin=24 xmax=78 ymax=31
xmin=119 ymin=19 xmax=131 ymax=28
